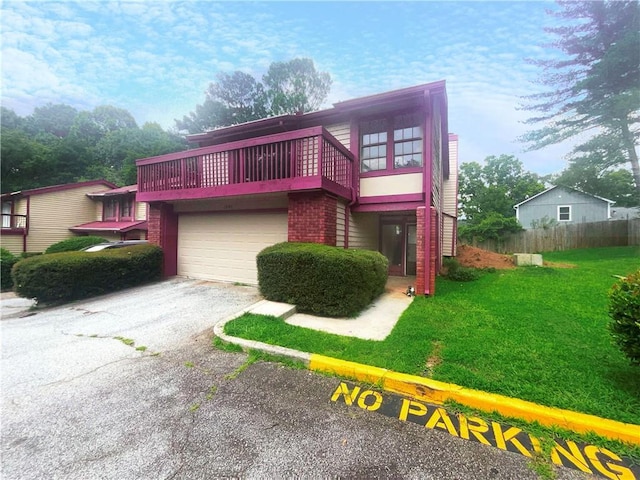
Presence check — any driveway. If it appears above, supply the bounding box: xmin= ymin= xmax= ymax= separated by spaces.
xmin=1 ymin=279 xmax=585 ymax=479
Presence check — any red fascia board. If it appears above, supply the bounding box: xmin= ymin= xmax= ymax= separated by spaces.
xmin=334 ymin=81 xmax=446 ymax=111
xmin=1 ymin=180 xmax=117 ymax=199
xmin=352 ymin=202 xmax=423 ymax=213
xmin=137 ymin=177 xmax=352 ymax=203
xmin=357 ymin=193 xmax=424 ymax=205
xmin=137 ymin=126 xmax=326 ymax=166
xmin=87 ymin=185 xmax=138 ymax=197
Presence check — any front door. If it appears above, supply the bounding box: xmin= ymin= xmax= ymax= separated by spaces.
xmin=381 ymin=223 xmax=404 ymax=275
xmin=380 ymin=219 xmax=417 ymax=276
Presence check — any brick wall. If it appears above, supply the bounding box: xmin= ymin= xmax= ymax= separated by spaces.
xmin=288 ymin=192 xmax=337 ymax=245
xmin=147 ymin=202 xmax=177 ymax=276
xmin=415 ymin=206 xmax=437 ymax=296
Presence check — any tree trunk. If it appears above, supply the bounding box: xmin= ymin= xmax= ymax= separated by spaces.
xmin=621 ymin=120 xmax=640 ymax=196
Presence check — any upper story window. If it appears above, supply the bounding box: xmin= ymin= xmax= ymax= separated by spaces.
xmin=104 ymin=199 xmax=118 ymax=220
xmin=120 ymin=198 xmax=133 ymax=219
xmin=360 ymin=112 xmax=422 ymax=173
xmin=558 ymin=205 xmax=571 ymax=221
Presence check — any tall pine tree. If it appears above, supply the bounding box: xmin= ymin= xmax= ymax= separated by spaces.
xmin=520 ymin=1 xmax=640 ymax=195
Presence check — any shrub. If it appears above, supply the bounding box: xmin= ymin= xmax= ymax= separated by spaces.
xmin=608 ymin=270 xmax=640 ymax=365
xmin=257 ymin=242 xmax=388 ymax=317
xmin=12 ymin=244 xmax=163 ymax=303
xmin=441 ymin=257 xmax=481 ymax=282
xmin=458 ymin=213 xmax=523 ymax=242
xmin=1 ymin=248 xmax=19 ymax=291
xmin=44 ymin=236 xmax=108 ymax=254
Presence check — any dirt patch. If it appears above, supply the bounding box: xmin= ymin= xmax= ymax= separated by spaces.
xmin=456 ymin=245 xmax=515 ymax=270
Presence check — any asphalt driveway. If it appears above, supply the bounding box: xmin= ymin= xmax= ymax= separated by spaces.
xmin=1 ymin=279 xmax=586 ymax=479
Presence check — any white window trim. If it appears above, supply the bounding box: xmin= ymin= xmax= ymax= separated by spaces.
xmin=557 ymin=205 xmax=572 ymax=222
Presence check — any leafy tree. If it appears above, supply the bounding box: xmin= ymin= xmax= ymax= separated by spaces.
xmin=0 ymin=129 xmax=52 ymax=193
xmin=175 ymin=58 xmax=331 ymax=134
xmin=459 ymin=154 xmax=545 ymax=224
xmin=262 ymin=58 xmax=332 ymax=116
xmin=520 ymin=1 xmax=640 ymax=195
xmin=25 ymin=103 xmax=78 ymax=138
xmin=1 ymin=107 xmax=25 ymax=130
xmin=458 ymin=213 xmax=524 ymax=242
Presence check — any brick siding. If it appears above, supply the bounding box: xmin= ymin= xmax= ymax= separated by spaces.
xmin=288 ymin=192 xmax=337 ymax=245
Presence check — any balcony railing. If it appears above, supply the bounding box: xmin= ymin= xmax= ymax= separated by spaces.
xmin=137 ymin=126 xmax=354 ymax=202
xmin=1 ymin=214 xmax=27 ymax=231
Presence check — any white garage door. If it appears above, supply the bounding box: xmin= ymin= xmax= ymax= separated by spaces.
xmin=178 ymin=212 xmax=288 ymax=285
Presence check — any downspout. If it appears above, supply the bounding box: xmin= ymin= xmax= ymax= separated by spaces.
xmin=423 ymin=92 xmax=433 ymax=295
xmin=24 ymin=196 xmax=30 ymax=253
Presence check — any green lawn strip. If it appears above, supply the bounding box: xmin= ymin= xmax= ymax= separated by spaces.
xmin=223 ymin=246 xmax=640 ymax=425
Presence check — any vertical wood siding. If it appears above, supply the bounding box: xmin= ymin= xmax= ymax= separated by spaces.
xmin=348 ymin=212 xmax=378 ymax=250
xmin=26 ymin=186 xmax=111 ymax=252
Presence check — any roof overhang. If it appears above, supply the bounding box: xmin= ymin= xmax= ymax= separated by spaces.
xmin=69 ymin=220 xmax=148 ymax=233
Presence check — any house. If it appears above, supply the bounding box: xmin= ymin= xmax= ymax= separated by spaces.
xmin=1 ymin=180 xmax=148 ymax=255
xmin=135 ymin=81 xmax=456 ymax=295
xmin=514 ymin=185 xmax=615 ymax=230
xmin=70 ymin=184 xmax=148 ymax=241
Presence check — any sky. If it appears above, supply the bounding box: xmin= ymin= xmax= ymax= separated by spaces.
xmin=1 ymin=0 xmax=576 ymax=176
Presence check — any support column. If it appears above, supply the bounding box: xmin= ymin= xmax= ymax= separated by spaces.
xmin=148 ymin=202 xmax=178 ymax=276
xmin=416 ymin=206 xmax=437 ymax=296
xmin=416 ymin=206 xmax=426 ymax=295
xmin=288 ymin=192 xmax=337 ymax=245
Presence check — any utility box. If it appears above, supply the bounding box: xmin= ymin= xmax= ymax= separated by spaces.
xmin=513 ymin=253 xmax=543 ymax=267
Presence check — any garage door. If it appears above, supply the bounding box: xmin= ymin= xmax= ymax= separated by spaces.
xmin=178 ymin=212 xmax=288 ymax=285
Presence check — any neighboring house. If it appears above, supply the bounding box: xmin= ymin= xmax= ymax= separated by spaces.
xmin=514 ymin=185 xmax=615 ymax=230
xmin=135 ymin=81 xmax=455 ymax=295
xmin=70 ymin=185 xmax=148 ymax=241
xmin=1 ymin=180 xmax=116 ymax=255
xmin=610 ymin=206 xmax=640 ymax=220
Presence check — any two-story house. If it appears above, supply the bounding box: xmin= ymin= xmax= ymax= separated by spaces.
xmin=135 ymin=81 xmax=455 ymax=295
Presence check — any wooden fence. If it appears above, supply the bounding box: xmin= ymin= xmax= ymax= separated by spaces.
xmin=467 ymin=219 xmax=640 ymax=254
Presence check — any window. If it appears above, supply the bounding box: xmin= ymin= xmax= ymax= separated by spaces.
xmin=361 ymin=119 xmax=387 ymax=172
xmin=558 ymin=205 xmax=571 ymax=221
xmin=393 ymin=113 xmax=422 ymax=168
xmin=2 ymin=201 xmax=11 ymax=228
xmin=360 ymin=112 xmax=422 ymax=173
xmin=120 ymin=198 xmax=133 ymax=219
xmin=104 ymin=199 xmax=117 ymax=220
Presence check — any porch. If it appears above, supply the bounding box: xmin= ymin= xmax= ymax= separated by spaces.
xmin=136 ymin=126 xmax=354 ymax=203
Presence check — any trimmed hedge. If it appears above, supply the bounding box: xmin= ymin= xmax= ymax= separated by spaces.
xmin=12 ymin=244 xmax=163 ymax=303
xmin=257 ymin=242 xmax=388 ymax=317
xmin=608 ymin=270 xmax=640 ymax=365
xmin=45 ymin=236 xmax=108 ymax=254
xmin=1 ymin=248 xmax=19 ymax=291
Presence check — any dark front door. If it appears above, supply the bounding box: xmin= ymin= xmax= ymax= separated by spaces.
xmin=381 ymin=222 xmax=404 ymax=276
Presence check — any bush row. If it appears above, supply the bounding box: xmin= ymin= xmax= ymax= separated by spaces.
xmin=44 ymin=236 xmax=108 ymax=254
xmin=12 ymin=244 xmax=163 ymax=303
xmin=1 ymin=248 xmax=20 ymax=290
xmin=257 ymin=242 xmax=388 ymax=317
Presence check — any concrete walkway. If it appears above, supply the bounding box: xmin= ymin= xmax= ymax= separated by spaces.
xmin=249 ymin=276 xmax=415 ymax=341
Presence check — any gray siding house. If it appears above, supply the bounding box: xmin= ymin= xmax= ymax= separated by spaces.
xmin=514 ymin=185 xmax=615 ymax=230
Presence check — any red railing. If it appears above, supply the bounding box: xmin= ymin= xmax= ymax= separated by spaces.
xmin=137 ymin=127 xmax=353 ymax=198
xmin=1 ymin=214 xmax=27 ymax=230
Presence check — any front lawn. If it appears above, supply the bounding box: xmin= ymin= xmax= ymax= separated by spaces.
xmin=224 ymin=246 xmax=640 ymax=426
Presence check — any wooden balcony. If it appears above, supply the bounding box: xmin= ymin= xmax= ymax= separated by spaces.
xmin=137 ymin=127 xmax=354 ymax=202
xmin=1 ymin=214 xmax=27 ymax=232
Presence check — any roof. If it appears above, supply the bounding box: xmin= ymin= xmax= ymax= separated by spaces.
xmin=186 ymin=80 xmax=447 ymax=146
xmin=1 ymin=180 xmax=117 ymax=200
xmin=87 ymin=185 xmax=138 ymax=197
xmin=513 ymin=185 xmax=615 ymax=209
xmin=69 ymin=220 xmax=148 ymax=233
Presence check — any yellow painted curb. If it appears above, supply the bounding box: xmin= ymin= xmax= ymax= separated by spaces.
xmin=309 ymin=354 xmax=640 ymax=446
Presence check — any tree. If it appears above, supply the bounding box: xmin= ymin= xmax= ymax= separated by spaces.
xmin=175 ymin=58 xmax=331 ymax=134
xmin=459 ymin=155 xmax=545 ymax=224
xmin=520 ymin=1 xmax=640 ymax=195
xmin=262 ymin=58 xmax=332 ymax=116
xmin=25 ymin=103 xmax=78 ymax=138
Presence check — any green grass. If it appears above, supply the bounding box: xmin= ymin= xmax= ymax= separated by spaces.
xmin=224 ymin=246 xmax=640 ymax=426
